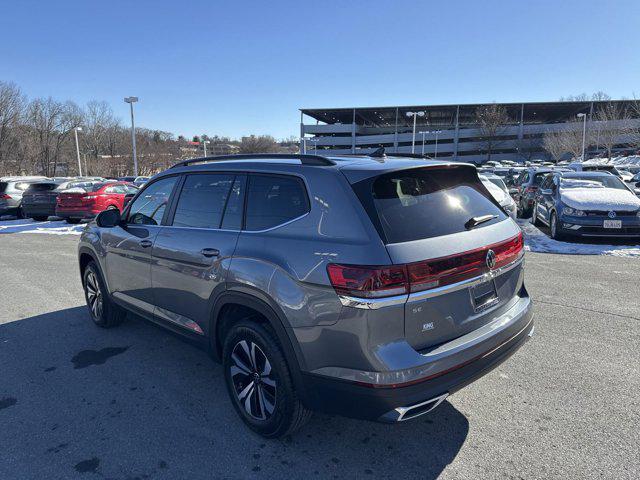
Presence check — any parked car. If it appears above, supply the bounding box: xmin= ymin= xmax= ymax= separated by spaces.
xmin=78 ymin=153 xmax=533 ymax=438
xmin=480 ymin=174 xmax=517 ymax=218
xmin=21 ymin=179 xmax=68 ymax=220
xmin=133 ymin=176 xmax=150 ymax=187
xmin=0 ymin=177 xmax=49 ymax=218
xmin=567 ymin=161 xmax=622 ymax=178
xmin=532 ymin=171 xmax=640 ymax=239
xmin=512 ymin=168 xmax=553 ymax=217
xmin=56 ymin=182 xmax=138 ymax=223
xmin=117 ymin=176 xmax=137 ymax=182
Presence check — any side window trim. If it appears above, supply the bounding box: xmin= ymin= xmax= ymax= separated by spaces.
xmin=161 ymin=174 xmax=187 ymax=226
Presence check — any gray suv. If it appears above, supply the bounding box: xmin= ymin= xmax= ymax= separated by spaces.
xmin=78 ymin=153 xmax=534 ymax=438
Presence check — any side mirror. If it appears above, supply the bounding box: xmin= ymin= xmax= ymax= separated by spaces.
xmin=96 ymin=208 xmax=121 ymax=228
xmin=635 ymin=189 xmax=640 ymax=196
xmin=636 ymin=182 xmax=640 ymax=188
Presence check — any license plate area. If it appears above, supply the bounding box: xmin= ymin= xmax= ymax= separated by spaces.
xmin=603 ymin=220 xmax=622 ymax=229
xmin=470 ymin=279 xmax=499 ymax=313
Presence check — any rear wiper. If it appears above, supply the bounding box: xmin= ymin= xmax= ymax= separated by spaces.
xmin=464 ymin=214 xmax=498 ymax=230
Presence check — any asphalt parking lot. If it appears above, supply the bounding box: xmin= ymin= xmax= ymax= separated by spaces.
xmin=1 ymin=233 xmax=639 ymax=479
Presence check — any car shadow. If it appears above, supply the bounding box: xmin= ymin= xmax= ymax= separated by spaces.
xmin=0 ymin=306 xmax=469 ymax=479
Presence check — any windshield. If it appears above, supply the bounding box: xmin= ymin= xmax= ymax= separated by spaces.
xmin=561 ymin=176 xmax=627 ymax=190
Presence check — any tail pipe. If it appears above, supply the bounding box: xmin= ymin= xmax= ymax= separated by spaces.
xmin=380 ymin=392 xmax=449 ymax=423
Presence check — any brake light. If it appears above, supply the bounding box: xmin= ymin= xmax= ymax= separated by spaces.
xmin=0 ymin=193 xmax=10 ymax=200
xmin=327 ymin=233 xmax=524 ymax=298
xmin=326 ymin=264 xmax=407 ymax=298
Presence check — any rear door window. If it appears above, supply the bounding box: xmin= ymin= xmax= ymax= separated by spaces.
xmin=354 ymin=167 xmax=506 ymax=244
xmin=172 ymin=174 xmax=236 ymax=229
xmin=245 ymin=174 xmax=309 ymax=231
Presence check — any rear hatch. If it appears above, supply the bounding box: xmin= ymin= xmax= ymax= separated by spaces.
xmin=23 ymin=182 xmax=60 ymax=205
xmin=57 ymin=189 xmax=88 ymax=207
xmin=345 ymin=162 xmax=525 ymax=351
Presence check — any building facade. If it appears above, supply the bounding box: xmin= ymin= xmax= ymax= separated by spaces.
xmin=300 ymin=100 xmax=640 ymax=164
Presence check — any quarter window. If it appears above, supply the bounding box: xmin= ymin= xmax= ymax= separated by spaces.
xmin=172 ymin=174 xmax=236 ymax=229
xmin=245 ymin=174 xmax=309 ymax=231
xmin=127 ymin=176 xmax=177 ymax=225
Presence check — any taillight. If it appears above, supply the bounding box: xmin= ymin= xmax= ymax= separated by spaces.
xmin=81 ymin=194 xmax=97 ymax=202
xmin=327 ymin=233 xmax=524 ymax=298
xmin=0 ymin=193 xmax=10 ymax=200
xmin=326 ymin=264 xmax=407 ymax=298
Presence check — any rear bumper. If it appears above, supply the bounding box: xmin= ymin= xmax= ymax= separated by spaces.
xmin=55 ymin=207 xmax=98 ymax=219
xmin=300 ymin=295 xmax=534 ymax=422
xmin=23 ymin=204 xmax=57 ymax=217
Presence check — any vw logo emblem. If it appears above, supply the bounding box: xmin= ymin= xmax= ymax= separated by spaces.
xmin=608 ymin=211 xmax=616 ymax=219
xmin=486 ymin=249 xmax=497 ymax=269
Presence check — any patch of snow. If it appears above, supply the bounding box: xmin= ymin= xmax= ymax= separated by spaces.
xmin=518 ymin=219 xmax=640 ymax=257
xmin=560 ymin=188 xmax=640 ymax=211
xmin=0 ymin=218 xmax=84 ymax=235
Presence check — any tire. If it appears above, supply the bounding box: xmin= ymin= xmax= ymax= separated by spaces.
xmin=16 ymin=206 xmax=25 ymax=219
xmin=531 ymin=203 xmax=543 ymax=227
xmin=66 ymin=218 xmax=81 ymax=224
xmin=550 ymin=212 xmax=565 ymax=240
xmin=32 ymin=215 xmax=48 ymax=222
xmin=82 ymin=262 xmax=126 ymax=328
xmin=222 ymin=320 xmax=312 ymax=438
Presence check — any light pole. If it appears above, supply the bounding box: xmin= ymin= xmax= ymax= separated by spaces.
xmin=124 ymin=97 xmax=139 ymax=176
xmin=406 ymin=111 xmax=425 ymax=153
xmin=73 ymin=127 xmax=83 ymax=176
xmin=419 ymin=131 xmax=428 ymax=155
xmin=577 ymin=113 xmax=587 ymax=161
xmin=203 ymin=140 xmax=210 ymax=156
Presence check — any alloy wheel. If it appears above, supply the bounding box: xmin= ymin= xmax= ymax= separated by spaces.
xmin=230 ymin=340 xmax=277 ymax=420
xmin=85 ymin=271 xmax=103 ymax=319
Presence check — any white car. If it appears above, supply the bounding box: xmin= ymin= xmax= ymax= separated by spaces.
xmin=480 ymin=174 xmax=517 ymax=218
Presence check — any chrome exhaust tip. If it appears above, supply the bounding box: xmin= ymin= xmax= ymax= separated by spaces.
xmin=380 ymin=392 xmax=449 ymax=423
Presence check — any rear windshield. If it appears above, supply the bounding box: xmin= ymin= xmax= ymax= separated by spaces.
xmin=28 ymin=183 xmax=58 ymax=192
xmin=0 ymin=182 xmax=7 ymax=193
xmin=354 ymin=167 xmax=507 ymax=244
xmin=533 ymin=173 xmax=549 ymax=185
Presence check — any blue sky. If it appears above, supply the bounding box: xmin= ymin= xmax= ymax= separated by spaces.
xmin=1 ymin=0 xmax=639 ymax=139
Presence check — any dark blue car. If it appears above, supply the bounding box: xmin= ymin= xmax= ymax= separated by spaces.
xmin=532 ymin=171 xmax=640 ymax=240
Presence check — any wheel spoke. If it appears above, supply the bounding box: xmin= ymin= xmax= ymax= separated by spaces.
xmin=231 ymin=351 xmax=252 ymax=375
xmin=250 ymin=342 xmax=259 ymax=371
xmin=239 ymin=340 xmax=253 ymax=368
xmin=260 ymin=357 xmax=272 ymax=377
xmin=261 ymin=376 xmax=276 ymax=388
xmin=238 ymin=380 xmax=255 ymax=401
xmin=259 ymin=386 xmax=275 ymax=415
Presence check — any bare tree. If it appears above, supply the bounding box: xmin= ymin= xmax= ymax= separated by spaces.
xmin=542 ymin=124 xmax=585 ymax=161
xmin=239 ymin=135 xmax=278 ymax=154
xmin=0 ymin=81 xmax=26 ymax=173
xmin=474 ymin=104 xmax=510 ymax=162
xmin=592 ymin=102 xmax=633 ymax=159
xmin=25 ymin=98 xmax=82 ymax=176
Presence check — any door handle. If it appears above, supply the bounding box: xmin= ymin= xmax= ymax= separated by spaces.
xmin=139 ymin=240 xmax=153 ymax=248
xmin=201 ymin=248 xmax=220 ymax=258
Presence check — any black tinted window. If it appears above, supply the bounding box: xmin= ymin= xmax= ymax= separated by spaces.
xmin=172 ymin=174 xmax=235 ymax=229
xmin=128 ymin=176 xmax=177 ymax=225
xmin=245 ymin=175 xmax=309 ymax=231
xmin=360 ymin=167 xmax=506 ymax=243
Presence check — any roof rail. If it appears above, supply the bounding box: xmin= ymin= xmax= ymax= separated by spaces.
xmin=169 ymin=153 xmax=335 ymax=169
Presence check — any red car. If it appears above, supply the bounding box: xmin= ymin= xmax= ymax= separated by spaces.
xmin=56 ymin=182 xmax=138 ymax=224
